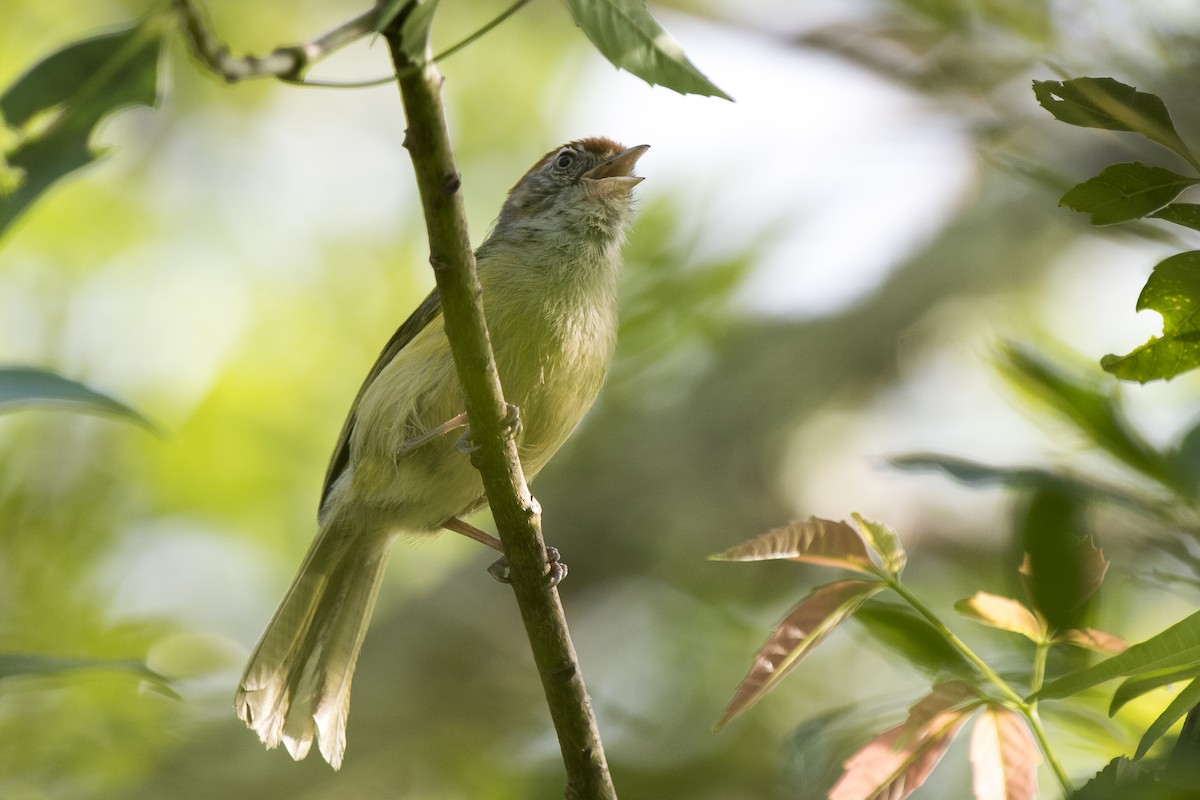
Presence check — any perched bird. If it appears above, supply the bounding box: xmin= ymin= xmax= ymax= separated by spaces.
xmin=235 ymin=137 xmax=648 ymax=769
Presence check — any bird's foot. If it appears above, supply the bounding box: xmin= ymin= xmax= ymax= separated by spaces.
xmin=487 ymin=546 xmax=567 ymax=587
xmin=454 ymin=403 xmax=521 ymax=454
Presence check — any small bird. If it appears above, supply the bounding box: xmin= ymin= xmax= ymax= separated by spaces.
xmin=235 ymin=137 xmax=647 ymax=769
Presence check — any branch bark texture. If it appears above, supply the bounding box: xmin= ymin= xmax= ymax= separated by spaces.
xmin=381 ymin=10 xmax=617 ymax=800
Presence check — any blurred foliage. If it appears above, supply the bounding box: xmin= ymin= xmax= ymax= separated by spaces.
xmin=3 ymin=0 xmax=1200 ymax=799
xmin=0 ymin=17 xmax=165 ymax=238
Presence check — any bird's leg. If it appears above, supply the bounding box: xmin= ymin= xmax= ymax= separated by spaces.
xmin=396 ymin=411 xmax=468 ymax=455
xmin=441 ymin=516 xmax=567 ymax=586
xmin=454 ymin=403 xmax=522 ymax=454
xmin=442 ymin=516 xmax=504 ymax=552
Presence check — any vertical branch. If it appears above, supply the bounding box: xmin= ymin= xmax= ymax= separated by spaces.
xmin=381 ymin=10 xmax=617 ymax=800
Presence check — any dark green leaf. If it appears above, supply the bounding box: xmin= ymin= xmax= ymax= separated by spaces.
xmin=786 ymin=706 xmax=890 ymax=800
xmin=0 ymin=366 xmax=154 ymax=428
xmin=1103 ymin=252 xmax=1200 ymax=383
xmin=0 ymin=653 xmax=178 ymax=699
xmin=1033 ymin=78 xmax=1197 ymax=165
xmin=1110 ymin=665 xmax=1200 ymax=715
xmin=1018 ymin=486 xmax=1108 ymax=630
xmin=854 ymin=600 xmax=976 ymax=680
xmin=1035 ymin=611 xmax=1200 ymax=701
xmin=1150 ymin=203 xmax=1200 ymax=232
xmin=562 ymin=0 xmax=730 ymax=100
xmin=1069 ymin=757 xmax=1161 ymax=800
xmin=0 ymin=19 xmax=163 ymax=240
xmin=998 ymin=343 xmax=1168 ymax=482
xmin=1060 ymin=163 xmax=1199 ymax=225
xmin=1136 ymin=678 xmax=1200 ymax=759
xmin=891 ymin=453 xmax=1073 ymax=491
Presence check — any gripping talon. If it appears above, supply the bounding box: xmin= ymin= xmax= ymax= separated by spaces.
xmin=487 ymin=557 xmax=511 ymax=583
xmin=455 ymin=403 xmax=522 ymax=455
xmin=485 ymin=547 xmax=567 ymax=586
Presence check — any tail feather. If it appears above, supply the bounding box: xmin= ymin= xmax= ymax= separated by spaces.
xmin=235 ymin=528 xmax=391 ymax=770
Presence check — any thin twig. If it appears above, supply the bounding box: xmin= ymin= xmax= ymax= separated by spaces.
xmin=174 ymin=0 xmax=380 ymax=83
xmin=380 ymin=10 xmax=618 ymax=800
xmin=175 ymin=0 xmax=532 ymax=89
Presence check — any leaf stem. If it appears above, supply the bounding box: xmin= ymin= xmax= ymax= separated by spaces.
xmin=885 ymin=577 xmax=1074 ymax=795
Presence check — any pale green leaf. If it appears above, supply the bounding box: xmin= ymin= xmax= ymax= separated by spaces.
xmin=852 ymin=513 xmax=906 ymax=576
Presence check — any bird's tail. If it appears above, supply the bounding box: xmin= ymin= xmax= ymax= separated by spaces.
xmin=234 ymin=521 xmax=391 ymax=770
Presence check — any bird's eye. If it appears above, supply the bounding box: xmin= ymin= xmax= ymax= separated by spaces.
xmin=554 ymin=151 xmax=576 ymax=170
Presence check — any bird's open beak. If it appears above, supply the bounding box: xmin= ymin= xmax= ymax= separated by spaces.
xmin=583 ymin=144 xmax=650 ymax=191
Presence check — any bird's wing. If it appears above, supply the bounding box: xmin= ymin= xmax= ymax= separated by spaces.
xmin=319 ymin=287 xmax=443 ymax=511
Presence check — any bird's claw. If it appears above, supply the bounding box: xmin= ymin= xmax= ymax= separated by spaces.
xmin=455 ymin=403 xmax=522 ymax=454
xmin=486 ymin=546 xmax=567 ymax=587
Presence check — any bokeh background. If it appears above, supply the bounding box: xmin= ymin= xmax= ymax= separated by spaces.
xmin=4 ymin=1 xmax=1200 ymax=797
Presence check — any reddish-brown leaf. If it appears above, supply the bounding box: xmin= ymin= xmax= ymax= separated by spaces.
xmin=1057 ymin=627 xmax=1128 ymax=654
xmin=829 ymin=710 xmax=972 ymax=800
xmin=715 ymin=579 xmax=883 ymax=730
xmin=829 ymin=683 xmax=980 ymax=800
xmin=955 ymin=592 xmax=1045 ymax=643
xmin=709 ymin=517 xmax=877 ymax=574
xmin=969 ymin=706 xmax=1040 ymax=800
xmin=899 ymin=681 xmax=981 ymax=745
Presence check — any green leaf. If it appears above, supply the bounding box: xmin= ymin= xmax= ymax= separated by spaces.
xmin=1018 ymin=487 xmax=1108 ymax=631
xmin=852 ymin=513 xmax=906 ymax=576
xmin=1150 ymin=203 xmax=1200 ymax=232
xmin=1109 ymin=664 xmax=1200 ymax=715
xmin=562 ymin=0 xmax=730 ymax=100
xmin=716 ymin=579 xmax=884 ymax=730
xmin=0 ymin=366 xmax=154 ymax=428
xmin=854 ymin=601 xmax=977 ymax=680
xmin=997 ymin=343 xmax=1167 ymax=482
xmin=1060 ymin=163 xmax=1199 ymax=226
xmin=710 ymin=517 xmax=879 ymax=574
xmin=1135 ymin=678 xmax=1200 ymax=759
xmin=1103 ymin=252 xmax=1200 ymax=383
xmin=0 ymin=18 xmax=164 ymax=240
xmin=1070 ymin=757 xmax=1159 ymax=800
xmin=1033 ymin=78 xmax=1197 ymax=165
xmin=787 ymin=706 xmax=883 ymax=800
xmin=1035 ymin=610 xmax=1200 ymax=701
xmin=0 ymin=653 xmax=178 ymax=699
